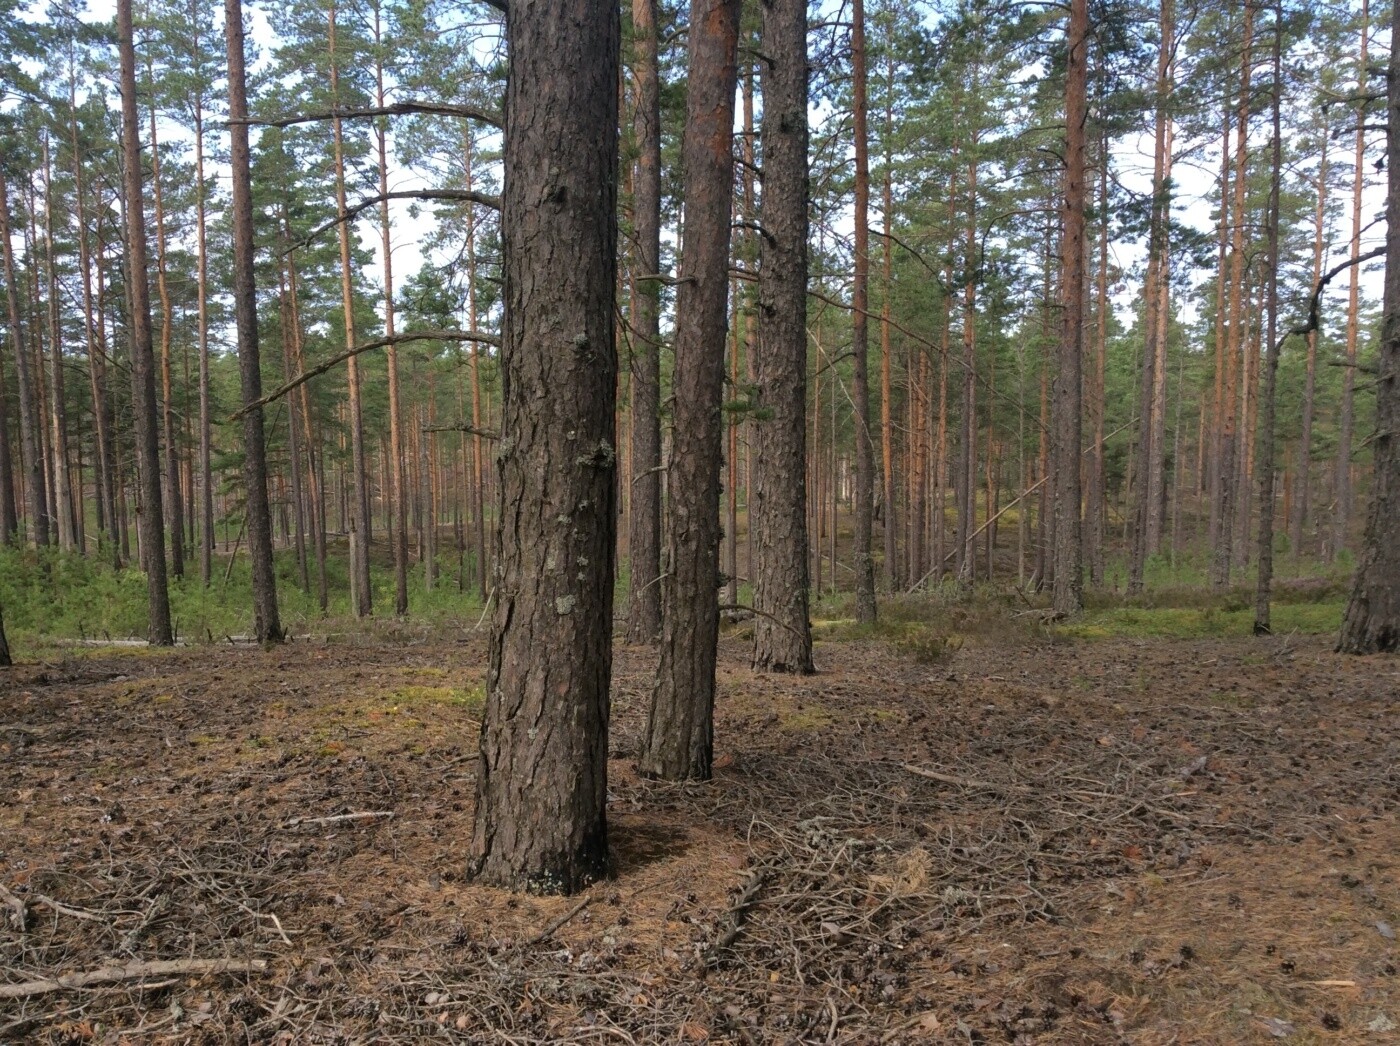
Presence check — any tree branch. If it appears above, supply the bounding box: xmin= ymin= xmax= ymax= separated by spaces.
xmin=232 ymin=100 xmax=501 ymax=130
xmin=232 ymin=330 xmax=500 ymax=419
xmin=1270 ymin=244 xmax=1386 ymax=358
xmin=286 ymin=189 xmax=499 ymax=255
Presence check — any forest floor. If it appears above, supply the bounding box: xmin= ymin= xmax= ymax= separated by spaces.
xmin=1 ymin=606 xmax=1398 ymax=1044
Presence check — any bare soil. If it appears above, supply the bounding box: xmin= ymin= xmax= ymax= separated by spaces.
xmin=1 ymin=623 xmax=1397 ymax=1044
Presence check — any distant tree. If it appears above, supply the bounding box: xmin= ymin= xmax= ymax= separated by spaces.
xmin=0 ymin=599 xmax=10 ymax=665
xmin=1338 ymin=0 xmax=1399 ymax=656
xmin=468 ymin=0 xmax=621 ymax=892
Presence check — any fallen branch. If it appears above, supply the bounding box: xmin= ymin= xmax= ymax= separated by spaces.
xmin=0 ymin=958 xmax=268 ymax=1000
xmin=0 ymin=885 xmax=26 ymax=932
xmin=901 ymin=762 xmax=1031 ymax=795
xmin=525 ymin=894 xmax=593 ymax=946
xmin=700 ymin=872 xmax=767 ymax=967
xmin=232 ymin=330 xmax=499 ymax=419
xmin=278 ymin=811 xmax=394 ymax=829
xmin=231 ymin=100 xmax=501 ymax=129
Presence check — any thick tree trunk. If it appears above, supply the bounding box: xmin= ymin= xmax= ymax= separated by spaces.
xmin=0 ymin=169 xmax=49 ymax=549
xmin=1254 ymin=0 xmax=1284 ymax=634
xmin=626 ymin=0 xmax=663 ymax=644
xmin=1339 ymin=0 xmax=1400 ymax=655
xmin=751 ymin=0 xmax=814 ymax=675
xmin=467 ymin=0 xmax=620 ymax=892
xmin=1052 ymin=0 xmax=1087 ymax=616
xmin=850 ymin=0 xmax=878 ymax=622
xmin=640 ymin=0 xmax=740 ymax=781
xmin=118 ymin=0 xmax=173 ymax=645
xmin=226 ymin=0 xmax=282 ymax=645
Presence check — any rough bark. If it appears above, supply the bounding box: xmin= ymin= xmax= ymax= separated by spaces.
xmin=226 ymin=0 xmax=282 ymax=645
xmin=467 ymin=0 xmax=620 ymax=892
xmin=625 ymin=0 xmax=663 ymax=645
xmin=850 ymin=0 xmax=878 ymax=622
xmin=1338 ymin=0 xmax=1400 ymax=655
xmin=640 ymin=0 xmax=740 ymax=781
xmin=118 ymin=0 xmax=174 ymax=645
xmin=750 ymin=0 xmax=814 ymax=675
xmin=1052 ymin=0 xmax=1087 ymax=616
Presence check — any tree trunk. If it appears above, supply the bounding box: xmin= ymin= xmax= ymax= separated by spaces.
xmin=625 ymin=0 xmax=663 ymax=644
xmin=1336 ymin=0 xmax=1370 ymax=559
xmin=118 ymin=0 xmax=173 ymax=645
xmin=850 ymin=0 xmax=878 ymax=622
xmin=751 ymin=0 xmax=814 ymax=675
xmin=957 ymin=150 xmax=978 ymax=588
xmin=329 ymin=0 xmax=373 ymax=617
xmin=147 ymin=73 xmax=184 ymax=577
xmin=1087 ymin=128 xmax=1109 ymax=587
xmin=1052 ymin=0 xmax=1087 ymax=616
xmin=1208 ymin=98 xmax=1231 ymax=562
xmin=0 ymin=320 xmax=14 ymax=545
xmin=1212 ymin=3 xmax=1253 ymax=590
xmin=0 ymin=168 xmax=49 ymax=549
xmin=41 ymin=136 xmax=76 ymax=552
xmin=1293 ymin=120 xmax=1329 ymax=558
xmin=640 ymin=0 xmax=740 ymax=782
xmin=1338 ymin=0 xmax=1400 ymax=653
xmin=1254 ymin=0 xmax=1284 ymax=634
xmin=0 ymin=599 xmax=10 ymax=665
xmin=226 ymin=0 xmax=282 ymax=645
xmin=467 ymin=0 xmax=620 ymax=892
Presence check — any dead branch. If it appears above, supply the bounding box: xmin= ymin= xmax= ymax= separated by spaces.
xmin=423 ymin=424 xmax=500 ymax=440
xmin=700 ymin=872 xmax=768 ymax=967
xmin=901 ymin=763 xmax=1031 ymax=795
xmin=232 ymin=330 xmax=499 ymax=419
xmin=278 ymin=811 xmax=394 ymax=829
xmin=231 ymin=100 xmax=501 ymax=130
xmin=0 ymin=958 xmax=268 ymax=1000
xmin=525 ymin=894 xmax=593 ymax=946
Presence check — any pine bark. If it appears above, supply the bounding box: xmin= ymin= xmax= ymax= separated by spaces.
xmin=850 ymin=0 xmax=878 ymax=622
xmin=467 ymin=0 xmax=620 ymax=892
xmin=226 ymin=0 xmax=282 ymax=645
xmin=41 ymin=136 xmax=76 ymax=552
xmin=0 ymin=322 xmax=14 ymax=545
xmin=625 ymin=0 xmax=663 ymax=644
xmin=751 ymin=0 xmax=814 ymax=675
xmin=1052 ymin=0 xmax=1087 ymax=616
xmin=118 ymin=0 xmax=174 ymax=645
xmin=1338 ymin=0 xmax=1400 ymax=655
xmin=640 ymin=0 xmax=740 ymax=781
xmin=1292 ymin=123 xmax=1328 ymax=557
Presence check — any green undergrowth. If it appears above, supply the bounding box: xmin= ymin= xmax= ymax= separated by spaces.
xmin=1058 ymin=600 xmax=1345 ymax=641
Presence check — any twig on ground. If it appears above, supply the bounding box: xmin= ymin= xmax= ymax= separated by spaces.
xmin=0 ymin=958 xmax=268 ymax=999
xmin=277 ymin=811 xmax=394 ymax=829
xmin=901 ymin=763 xmax=1031 ymax=794
xmin=526 ymin=895 xmax=594 ymax=946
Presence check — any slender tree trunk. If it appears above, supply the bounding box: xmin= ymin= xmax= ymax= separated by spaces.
xmin=880 ymin=59 xmax=899 ymax=589
xmin=1088 ymin=129 xmax=1108 ymax=587
xmin=751 ymin=0 xmax=813 ymax=674
xmin=1052 ymin=0 xmax=1087 ymax=616
xmin=640 ymin=0 xmax=740 ymax=781
xmin=1 ymin=170 xmax=48 ymax=549
xmin=850 ymin=0 xmax=878 ymax=622
xmin=625 ymin=0 xmax=663 ymax=643
xmin=957 ymin=149 xmax=979 ymax=588
xmin=41 ymin=136 xmax=76 ymax=552
xmin=1212 ymin=2 xmax=1253 ymax=589
xmin=285 ymin=236 xmax=328 ymax=611
xmin=226 ymin=0 xmax=282 ymax=644
xmin=1338 ymin=0 xmax=1400 ymax=654
xmin=0 ymin=321 xmax=14 ymax=545
xmin=468 ymin=0 xmax=620 ymax=892
xmin=328 ymin=0 xmax=373 ymax=616
xmin=1336 ymin=0 xmax=1369 ymax=559
xmin=118 ymin=0 xmax=173 ymax=645
xmin=1293 ymin=123 xmax=1329 ymax=557
xmin=1254 ymin=0 xmax=1284 ymax=634
xmin=1208 ymin=98 xmax=1231 ymax=561
xmin=0 ymin=599 xmax=9 ymax=665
